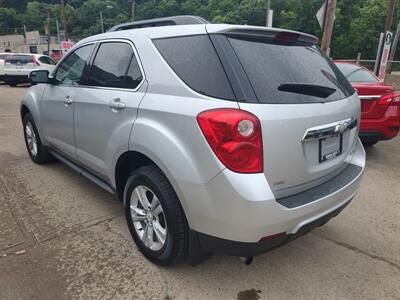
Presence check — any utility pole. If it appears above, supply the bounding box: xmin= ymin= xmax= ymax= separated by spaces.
xmin=265 ymin=0 xmax=270 ymax=27
xmin=321 ymin=0 xmax=336 ymax=56
xmin=47 ymin=8 xmax=51 ymax=55
xmin=387 ymin=21 xmax=400 ymax=73
xmin=384 ymin=0 xmax=396 ymax=32
xmin=56 ymin=19 xmax=61 ymax=49
xmin=60 ymin=0 xmax=67 ymax=40
xmin=100 ymin=11 xmax=104 ymax=33
xmin=23 ymin=24 xmax=27 ymax=44
xmin=131 ymin=0 xmax=136 ymax=20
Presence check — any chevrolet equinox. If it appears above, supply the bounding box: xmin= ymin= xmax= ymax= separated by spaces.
xmin=21 ymin=16 xmax=365 ymax=266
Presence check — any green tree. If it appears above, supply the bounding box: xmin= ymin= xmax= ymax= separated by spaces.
xmin=0 ymin=7 xmax=20 ymax=34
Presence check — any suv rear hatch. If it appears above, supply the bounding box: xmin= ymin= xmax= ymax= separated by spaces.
xmin=153 ymin=25 xmax=360 ymax=197
xmin=207 ymin=26 xmax=360 ymax=196
xmin=5 ymin=54 xmax=37 ymax=74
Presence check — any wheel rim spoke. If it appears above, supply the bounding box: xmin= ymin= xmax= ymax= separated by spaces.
xmin=130 ymin=205 xmax=147 ymax=222
xmin=142 ymin=223 xmax=153 ymax=248
xmin=151 ymin=195 xmax=159 ymax=210
xmin=135 ymin=186 xmax=151 ymax=210
xmin=153 ymin=221 xmax=166 ymax=244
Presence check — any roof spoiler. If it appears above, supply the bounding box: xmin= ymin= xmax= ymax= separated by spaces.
xmin=213 ymin=27 xmax=319 ymax=45
xmin=108 ymin=15 xmax=210 ymax=32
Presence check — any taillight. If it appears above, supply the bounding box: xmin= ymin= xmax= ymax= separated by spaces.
xmin=32 ymin=56 xmax=40 ymax=66
xmin=197 ymin=108 xmax=263 ymax=173
xmin=378 ymin=93 xmax=400 ymax=105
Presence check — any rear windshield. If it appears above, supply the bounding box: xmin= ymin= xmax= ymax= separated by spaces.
xmin=153 ymin=34 xmax=354 ymax=103
xmin=335 ymin=63 xmax=378 ymax=83
xmin=228 ymin=36 xmax=354 ymax=104
xmin=6 ymin=55 xmax=32 ymax=64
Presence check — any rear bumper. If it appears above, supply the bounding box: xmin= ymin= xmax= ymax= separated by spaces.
xmin=360 ymin=106 xmax=400 ymax=141
xmin=193 ymin=200 xmax=350 ymax=257
xmin=4 ymin=74 xmax=29 ymax=83
xmin=182 ymin=139 xmax=365 ymax=253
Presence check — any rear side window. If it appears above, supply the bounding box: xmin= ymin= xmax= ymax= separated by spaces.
xmin=335 ymin=63 xmax=378 ymax=83
xmin=228 ymin=36 xmax=354 ymax=104
xmin=39 ymin=56 xmax=56 ymax=65
xmin=89 ymin=42 xmax=142 ymax=89
xmin=153 ymin=35 xmax=235 ymax=100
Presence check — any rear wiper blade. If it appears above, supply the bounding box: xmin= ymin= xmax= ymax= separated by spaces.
xmin=278 ymin=83 xmax=336 ymax=98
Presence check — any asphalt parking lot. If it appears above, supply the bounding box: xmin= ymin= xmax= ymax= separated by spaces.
xmin=0 ymin=84 xmax=399 ymax=300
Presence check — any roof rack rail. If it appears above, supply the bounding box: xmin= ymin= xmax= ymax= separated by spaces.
xmin=108 ymin=15 xmax=210 ymax=32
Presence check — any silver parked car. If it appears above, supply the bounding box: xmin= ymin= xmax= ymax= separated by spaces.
xmin=21 ymin=16 xmax=365 ymax=266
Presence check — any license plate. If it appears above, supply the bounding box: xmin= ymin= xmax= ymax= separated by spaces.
xmin=319 ymin=134 xmax=342 ymax=162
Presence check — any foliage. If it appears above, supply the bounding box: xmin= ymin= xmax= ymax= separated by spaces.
xmin=0 ymin=0 xmax=398 ymax=59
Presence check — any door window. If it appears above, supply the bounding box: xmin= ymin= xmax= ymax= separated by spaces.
xmin=88 ymin=42 xmax=143 ymax=89
xmin=55 ymin=44 xmax=94 ymax=86
xmin=39 ymin=56 xmax=56 ymax=65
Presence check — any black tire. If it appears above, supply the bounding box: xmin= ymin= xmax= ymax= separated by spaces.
xmin=9 ymin=82 xmax=18 ymax=87
xmin=124 ymin=165 xmax=188 ymax=266
xmin=362 ymin=141 xmax=377 ymax=147
xmin=23 ymin=113 xmax=54 ymax=164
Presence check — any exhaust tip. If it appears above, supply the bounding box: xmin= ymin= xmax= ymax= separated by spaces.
xmin=240 ymin=256 xmax=253 ymax=265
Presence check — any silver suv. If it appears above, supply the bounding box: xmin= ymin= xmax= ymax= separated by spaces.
xmin=21 ymin=16 xmax=365 ymax=266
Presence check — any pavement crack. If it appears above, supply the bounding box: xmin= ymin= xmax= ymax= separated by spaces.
xmin=313 ymin=233 xmax=400 ymax=271
xmin=34 ymin=213 xmax=123 ymax=246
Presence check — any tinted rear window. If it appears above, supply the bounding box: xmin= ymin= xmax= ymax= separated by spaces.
xmin=228 ymin=36 xmax=354 ymax=104
xmin=153 ymin=35 xmax=235 ymax=100
xmin=335 ymin=63 xmax=378 ymax=83
xmin=6 ymin=55 xmax=32 ymax=64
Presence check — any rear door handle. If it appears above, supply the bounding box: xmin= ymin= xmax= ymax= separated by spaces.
xmin=64 ymin=96 xmax=73 ymax=106
xmin=109 ymin=98 xmax=126 ymax=110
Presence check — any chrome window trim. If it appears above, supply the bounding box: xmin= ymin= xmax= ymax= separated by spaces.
xmin=302 ymin=117 xmax=357 ymax=142
xmin=52 ymin=38 xmax=146 ymax=92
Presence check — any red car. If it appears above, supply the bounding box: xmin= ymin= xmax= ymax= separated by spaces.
xmin=334 ymin=61 xmax=400 ymax=145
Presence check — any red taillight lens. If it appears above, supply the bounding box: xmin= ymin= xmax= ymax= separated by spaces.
xmin=197 ymin=108 xmax=263 ymax=173
xmin=378 ymin=93 xmax=400 ymax=105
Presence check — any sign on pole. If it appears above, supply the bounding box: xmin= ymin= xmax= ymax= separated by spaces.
xmin=267 ymin=10 xmax=273 ymax=27
xmin=377 ymin=31 xmax=393 ymax=82
xmin=61 ymin=41 xmax=74 ymax=55
xmin=316 ymin=1 xmax=336 ymax=29
xmin=316 ymin=2 xmax=326 ymax=29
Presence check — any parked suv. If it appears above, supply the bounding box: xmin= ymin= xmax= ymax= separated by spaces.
xmin=5 ymin=53 xmax=56 ymax=86
xmin=21 ymin=17 xmax=365 ymax=266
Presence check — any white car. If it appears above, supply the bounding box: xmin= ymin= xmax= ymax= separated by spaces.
xmin=0 ymin=53 xmax=10 ymax=82
xmin=4 ymin=53 xmax=56 ymax=86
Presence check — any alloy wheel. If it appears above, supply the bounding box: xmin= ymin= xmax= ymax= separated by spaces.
xmin=25 ymin=122 xmax=38 ymax=157
xmin=130 ymin=185 xmax=167 ymax=251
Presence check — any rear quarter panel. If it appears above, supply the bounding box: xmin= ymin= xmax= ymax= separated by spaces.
xmin=128 ymin=34 xmax=237 ymax=225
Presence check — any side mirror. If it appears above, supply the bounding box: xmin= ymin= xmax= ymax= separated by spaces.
xmin=29 ymin=70 xmax=50 ymax=84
